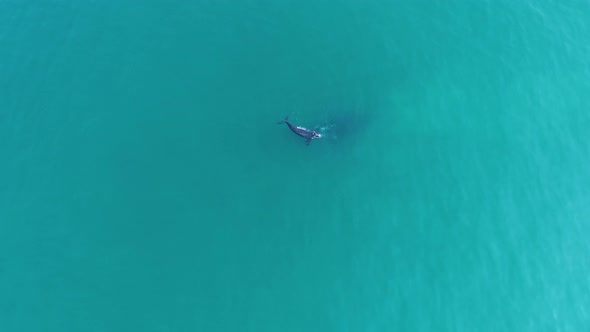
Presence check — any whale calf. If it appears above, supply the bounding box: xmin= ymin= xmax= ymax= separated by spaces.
xmin=277 ymin=116 xmax=322 ymax=145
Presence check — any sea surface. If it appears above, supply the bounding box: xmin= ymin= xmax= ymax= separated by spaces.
xmin=2 ymin=1 xmax=590 ymax=331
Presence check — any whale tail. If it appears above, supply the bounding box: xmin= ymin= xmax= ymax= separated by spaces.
xmin=277 ymin=115 xmax=290 ymax=125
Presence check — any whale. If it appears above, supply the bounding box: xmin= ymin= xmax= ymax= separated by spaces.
xmin=277 ymin=116 xmax=322 ymax=145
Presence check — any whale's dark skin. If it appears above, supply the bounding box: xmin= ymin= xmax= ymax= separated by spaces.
xmin=278 ymin=116 xmax=322 ymax=145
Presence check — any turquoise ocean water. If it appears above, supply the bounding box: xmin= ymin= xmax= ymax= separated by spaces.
xmin=2 ymin=1 xmax=590 ymax=331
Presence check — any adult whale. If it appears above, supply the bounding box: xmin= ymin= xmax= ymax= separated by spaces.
xmin=277 ymin=116 xmax=322 ymax=145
